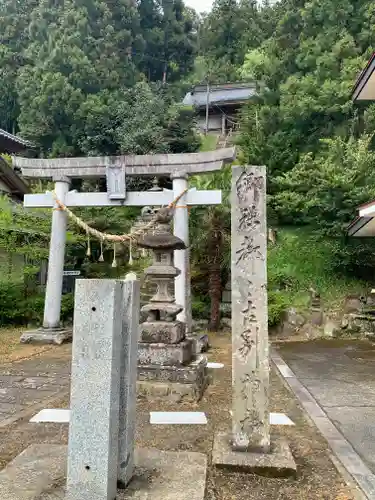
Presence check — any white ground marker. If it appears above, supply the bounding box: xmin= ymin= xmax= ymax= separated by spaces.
xmin=229 ymin=410 xmax=294 ymax=426
xmin=31 ymin=409 xmax=293 ymax=426
xmin=150 ymin=412 xmax=207 ymax=425
xmin=206 ymin=362 xmax=224 ymax=369
xmin=30 ymin=408 xmax=70 ymax=423
xmin=270 ymin=412 xmax=295 ymax=426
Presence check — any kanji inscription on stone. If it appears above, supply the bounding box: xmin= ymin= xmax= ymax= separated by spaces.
xmin=231 ymin=166 xmax=270 ymax=453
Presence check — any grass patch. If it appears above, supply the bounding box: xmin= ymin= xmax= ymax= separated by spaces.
xmin=199 ymin=133 xmax=219 ymax=152
xmin=269 ymin=228 xmax=370 ymax=317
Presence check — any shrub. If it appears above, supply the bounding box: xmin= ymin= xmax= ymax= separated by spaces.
xmin=192 ymin=298 xmax=210 ymax=320
xmin=268 ymin=290 xmax=288 ymax=327
xmin=0 ymin=280 xmax=74 ymax=326
xmin=0 ymin=281 xmax=28 ymax=325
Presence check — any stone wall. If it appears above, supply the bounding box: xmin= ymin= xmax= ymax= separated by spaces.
xmin=273 ymin=292 xmax=375 ymax=340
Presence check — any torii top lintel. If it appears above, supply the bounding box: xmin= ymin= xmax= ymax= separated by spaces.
xmin=12 ymin=148 xmax=236 ymax=179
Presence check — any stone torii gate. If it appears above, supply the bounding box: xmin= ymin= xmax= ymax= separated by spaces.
xmin=13 ymin=148 xmax=235 ymax=344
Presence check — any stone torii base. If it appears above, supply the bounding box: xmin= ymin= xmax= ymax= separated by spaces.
xmin=20 ymin=327 xmax=72 ymax=345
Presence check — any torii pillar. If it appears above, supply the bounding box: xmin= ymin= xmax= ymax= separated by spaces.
xmin=172 ymin=170 xmax=191 ymax=333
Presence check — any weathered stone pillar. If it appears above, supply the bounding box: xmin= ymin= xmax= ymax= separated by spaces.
xmin=221 ymin=113 xmax=226 ymax=136
xmin=171 ymin=171 xmax=192 ymax=333
xmin=118 ymin=278 xmax=140 ymax=487
xmin=20 ymin=176 xmax=72 ymax=344
xmin=212 ymin=166 xmax=296 ymax=476
xmin=67 ymin=279 xmax=123 ymax=500
xmin=230 ymin=165 xmax=269 ymax=452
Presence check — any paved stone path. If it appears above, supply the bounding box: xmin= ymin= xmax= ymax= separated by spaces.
xmin=0 ymin=348 xmax=71 ymax=425
xmin=274 ymin=339 xmax=375 ymax=499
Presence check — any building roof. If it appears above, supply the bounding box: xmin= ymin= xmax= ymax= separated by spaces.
xmin=0 ymin=128 xmax=33 ymax=153
xmin=347 ymin=56 xmax=375 ymax=235
xmin=183 ymin=82 xmax=257 ymax=108
xmin=0 ymin=157 xmax=29 ymax=199
xmin=347 ymin=199 xmax=375 ymax=237
xmin=352 ymin=53 xmax=375 ymax=102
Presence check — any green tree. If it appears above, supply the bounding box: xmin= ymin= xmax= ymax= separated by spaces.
xmin=198 ymin=0 xmax=270 ymax=79
xmin=115 ymin=81 xmax=200 ymax=154
xmin=0 ymin=0 xmax=37 ymax=132
xmin=200 ymin=0 xmax=244 ymax=66
xmin=160 ymin=0 xmax=195 ymax=82
xmin=16 ymin=0 xmax=142 ymax=154
xmin=190 ymin=167 xmax=231 ymax=331
xmin=138 ymin=0 xmax=196 ymax=82
xmin=273 ymin=135 xmax=375 ymax=278
xmin=239 ymin=0 xmax=373 ymax=183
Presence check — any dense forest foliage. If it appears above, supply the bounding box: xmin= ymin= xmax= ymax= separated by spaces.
xmin=195 ymin=0 xmax=375 ymax=324
xmin=0 ymin=0 xmax=199 ymax=155
xmin=1 ymin=0 xmax=375 ymax=327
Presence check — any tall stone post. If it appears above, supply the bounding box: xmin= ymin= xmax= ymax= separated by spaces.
xmin=212 ymin=166 xmax=296 ymax=475
xmin=20 ymin=177 xmax=72 ymax=344
xmin=118 ymin=278 xmax=140 ymax=487
xmin=230 ymin=165 xmax=269 ymax=452
xmin=67 ymin=279 xmax=123 ymax=500
xmin=171 ymin=171 xmax=192 ymax=333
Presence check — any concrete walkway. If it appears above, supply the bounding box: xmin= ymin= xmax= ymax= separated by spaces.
xmin=0 ymin=349 xmax=71 ymax=427
xmin=274 ymin=339 xmax=375 ymax=499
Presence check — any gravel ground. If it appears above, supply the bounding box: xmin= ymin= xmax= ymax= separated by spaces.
xmin=0 ymin=327 xmax=56 ymax=364
xmin=0 ymin=333 xmax=356 ymax=499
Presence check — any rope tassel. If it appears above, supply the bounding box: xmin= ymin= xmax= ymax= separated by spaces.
xmin=98 ymin=238 xmax=104 ymax=262
xmin=128 ymin=238 xmax=134 ymax=266
xmin=112 ymin=243 xmax=117 ymax=268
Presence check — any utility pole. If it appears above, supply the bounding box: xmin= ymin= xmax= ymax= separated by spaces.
xmin=162 ymin=61 xmax=167 ymax=85
xmin=205 ymin=80 xmax=210 ymax=135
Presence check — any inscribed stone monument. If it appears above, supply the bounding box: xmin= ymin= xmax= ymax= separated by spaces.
xmin=212 ymin=165 xmax=296 ymax=475
xmin=231 ymin=165 xmax=270 ymax=451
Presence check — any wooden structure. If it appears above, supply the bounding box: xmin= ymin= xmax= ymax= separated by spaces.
xmin=348 ymin=53 xmax=375 ymax=236
xmin=183 ymin=83 xmax=256 ymax=135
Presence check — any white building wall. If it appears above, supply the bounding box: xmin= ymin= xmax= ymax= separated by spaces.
xmin=197 ymin=114 xmax=223 ymax=132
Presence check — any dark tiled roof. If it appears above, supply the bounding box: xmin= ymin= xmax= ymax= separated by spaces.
xmin=0 ymin=128 xmax=33 ymax=153
xmin=183 ymin=82 xmax=257 ymax=107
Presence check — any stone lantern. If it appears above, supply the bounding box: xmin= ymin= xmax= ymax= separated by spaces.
xmin=136 ymin=207 xmax=208 ymax=401
xmin=139 ymin=208 xmax=185 ymax=330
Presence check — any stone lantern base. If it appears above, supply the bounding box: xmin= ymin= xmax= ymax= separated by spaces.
xmin=137 ymin=354 xmax=208 ymax=402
